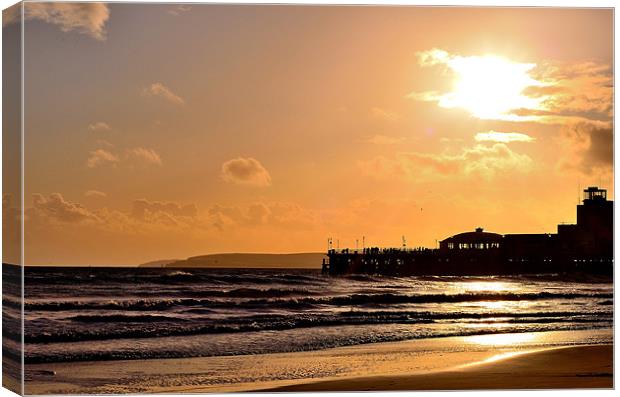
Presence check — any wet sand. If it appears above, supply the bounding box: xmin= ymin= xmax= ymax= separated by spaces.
xmin=25 ymin=331 xmax=613 ymax=394
xmin=268 ymin=345 xmax=613 ymax=391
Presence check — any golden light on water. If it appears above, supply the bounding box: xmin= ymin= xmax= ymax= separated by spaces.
xmin=460 ymin=281 xmax=514 ymax=293
xmin=478 ymin=301 xmax=511 ymax=310
xmin=466 ymin=332 xmax=538 ymax=346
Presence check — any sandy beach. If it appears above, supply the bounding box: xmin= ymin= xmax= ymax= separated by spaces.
xmin=267 ymin=345 xmax=613 ymax=392
xmin=25 ymin=330 xmax=613 ymax=394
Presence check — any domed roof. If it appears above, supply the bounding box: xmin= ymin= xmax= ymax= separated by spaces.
xmin=442 ymin=228 xmax=503 ymax=243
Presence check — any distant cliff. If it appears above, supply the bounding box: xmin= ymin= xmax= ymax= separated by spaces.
xmin=137 ymin=259 xmax=180 ymax=268
xmin=139 ymin=253 xmax=326 ymax=269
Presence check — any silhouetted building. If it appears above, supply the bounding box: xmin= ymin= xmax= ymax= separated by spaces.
xmin=324 ymin=186 xmax=613 ymax=276
xmin=440 ymin=228 xmax=502 ymax=250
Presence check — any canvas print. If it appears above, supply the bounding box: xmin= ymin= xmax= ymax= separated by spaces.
xmin=2 ymin=2 xmax=614 ymax=394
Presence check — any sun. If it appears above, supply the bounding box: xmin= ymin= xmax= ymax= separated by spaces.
xmin=415 ymin=50 xmax=549 ymax=121
xmin=439 ymin=55 xmax=545 ymax=120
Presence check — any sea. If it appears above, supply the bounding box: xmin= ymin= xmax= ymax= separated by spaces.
xmin=13 ymin=266 xmax=614 ymax=364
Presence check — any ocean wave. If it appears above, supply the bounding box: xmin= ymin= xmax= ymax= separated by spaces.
xmin=68 ymin=314 xmax=189 ymax=323
xmin=24 ymin=270 xmax=329 ymax=288
xmin=24 ymin=324 xmax=612 ymax=364
xmin=25 ymin=309 xmax=611 ymax=344
xmin=24 ymin=298 xmax=209 ymax=312
xmin=242 ymin=291 xmax=613 ymax=309
xmin=24 ymin=291 xmax=613 ymax=313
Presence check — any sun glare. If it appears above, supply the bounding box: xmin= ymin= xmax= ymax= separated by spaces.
xmin=419 ymin=51 xmax=549 ymax=120
xmin=466 ymin=333 xmax=539 ymax=346
xmin=461 ymin=281 xmax=513 ymax=293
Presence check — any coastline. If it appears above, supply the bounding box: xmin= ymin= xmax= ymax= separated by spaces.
xmin=25 ymin=330 xmax=613 ymax=394
xmin=266 ymin=345 xmax=613 ymax=392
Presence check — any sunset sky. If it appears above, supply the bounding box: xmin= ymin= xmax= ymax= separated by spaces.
xmin=2 ymin=3 xmax=613 ymax=265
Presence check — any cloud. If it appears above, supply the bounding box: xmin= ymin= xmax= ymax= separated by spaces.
xmin=88 ymin=122 xmax=111 ymax=132
xmin=32 ymin=193 xmax=100 ymax=223
xmin=557 ymin=123 xmax=613 ymax=177
xmin=96 ymin=139 xmax=114 ymax=148
xmin=360 ymin=143 xmax=532 ymax=180
xmin=85 ymin=190 xmax=107 ymax=198
xmin=127 ymin=147 xmax=163 ymax=166
xmin=143 ymin=83 xmax=185 ymax=105
xmin=86 ymin=149 xmax=119 ymax=168
xmin=371 ymin=107 xmax=400 ymax=122
xmin=9 ymin=3 xmax=111 ymax=40
xmin=208 ymin=201 xmax=318 ymax=231
xmin=167 ymin=5 xmax=192 ymax=16
xmin=416 ymin=48 xmax=452 ymax=67
xmin=366 ymin=134 xmax=406 ymax=145
xmin=87 ymin=147 xmax=162 ymax=168
xmin=2 ymin=193 xmax=21 ymax=263
xmin=474 ymin=131 xmax=535 ymax=143
xmin=221 ymin=157 xmax=272 ymax=187
xmin=131 ymin=199 xmax=198 ymax=226
xmin=27 ymin=194 xmax=201 ymax=234
xmin=2 ymin=4 xmax=21 ymax=27
xmin=530 ymin=60 xmax=613 ymax=122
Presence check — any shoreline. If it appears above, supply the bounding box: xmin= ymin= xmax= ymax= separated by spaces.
xmin=24 ymin=329 xmax=613 ymax=394
xmin=265 ymin=344 xmax=613 ymax=392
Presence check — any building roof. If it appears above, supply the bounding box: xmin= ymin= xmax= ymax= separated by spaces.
xmin=442 ymin=228 xmax=503 ymax=243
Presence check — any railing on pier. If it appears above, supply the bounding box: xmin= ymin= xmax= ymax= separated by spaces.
xmin=328 ymin=247 xmax=435 ymax=255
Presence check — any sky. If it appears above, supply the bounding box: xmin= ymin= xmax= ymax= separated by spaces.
xmin=2 ymin=3 xmax=614 ymax=266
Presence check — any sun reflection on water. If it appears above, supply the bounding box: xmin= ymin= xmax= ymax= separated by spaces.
xmin=460 ymin=281 xmax=515 ymax=293
xmin=466 ymin=332 xmax=539 ymax=346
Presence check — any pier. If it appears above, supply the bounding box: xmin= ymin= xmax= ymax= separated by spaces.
xmin=322 ymin=187 xmax=613 ymax=276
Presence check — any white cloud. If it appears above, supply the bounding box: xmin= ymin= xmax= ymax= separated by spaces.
xmin=360 ymin=143 xmax=532 ymax=180
xmin=131 ymin=199 xmax=198 ymax=226
xmin=17 ymin=3 xmax=110 ymax=40
xmin=208 ymin=201 xmax=318 ymax=231
xmin=221 ymin=157 xmax=272 ymax=187
xmin=474 ymin=131 xmax=535 ymax=143
xmin=85 ymin=190 xmax=107 ymax=198
xmin=143 ymin=83 xmax=185 ymax=105
xmin=87 ymin=147 xmax=162 ymax=168
xmin=167 ymin=5 xmax=192 ymax=16
xmin=32 ymin=193 xmax=100 ymax=223
xmin=96 ymin=139 xmax=114 ymax=148
xmin=86 ymin=149 xmax=119 ymax=168
xmin=127 ymin=147 xmax=163 ymax=166
xmin=88 ymin=122 xmax=111 ymax=132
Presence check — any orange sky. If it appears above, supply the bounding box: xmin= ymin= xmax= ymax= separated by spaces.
xmin=2 ymin=4 xmax=613 ymax=265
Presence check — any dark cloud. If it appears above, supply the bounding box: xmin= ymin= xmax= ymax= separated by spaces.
xmin=558 ymin=123 xmax=613 ymax=176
